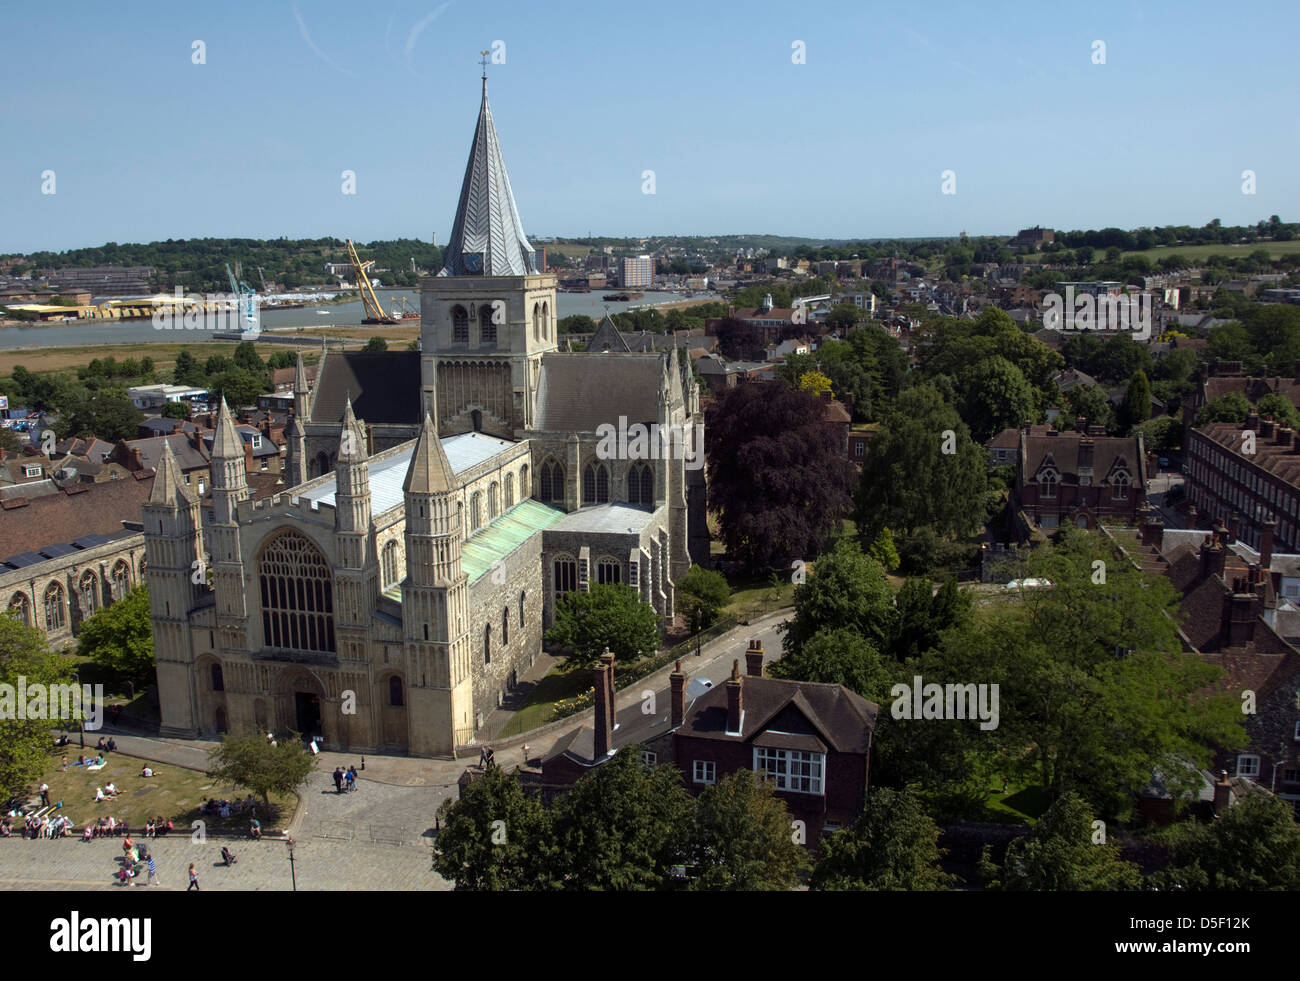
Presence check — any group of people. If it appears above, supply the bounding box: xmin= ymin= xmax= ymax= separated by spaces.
xmin=200 ymin=795 xmax=256 ymax=818
xmin=115 ymin=837 xmax=160 ymax=887
xmin=63 ymin=754 xmax=106 ymax=769
xmin=331 ymin=766 xmax=359 ymax=793
xmin=93 ymin=783 xmax=121 ymax=802
xmin=83 ymin=816 xmax=130 ymax=839
xmin=6 ymin=814 xmax=74 ymax=839
xmin=95 ymin=737 xmax=118 ymax=753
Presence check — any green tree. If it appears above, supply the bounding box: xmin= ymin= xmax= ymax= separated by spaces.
xmin=1255 ymin=392 xmax=1300 ymax=430
xmin=207 ymin=368 xmax=265 ymax=409
xmin=432 ymin=763 xmax=555 ymax=890
xmin=364 ymin=336 xmax=389 ymax=352
xmin=1119 ymin=369 xmax=1152 ymax=432
xmin=57 ymin=387 xmax=143 ymax=442
xmin=1149 ymin=792 xmax=1300 ymax=891
xmin=854 ymin=385 xmax=988 ymax=540
xmin=172 ymin=349 xmax=205 ymax=386
xmin=232 ymin=340 xmax=263 ymax=372
xmin=1195 ymin=391 xmax=1251 ymax=426
xmin=811 ymin=787 xmax=954 ymax=890
xmin=780 ymin=539 xmax=895 ymax=656
xmin=988 ymin=792 xmax=1141 ymax=891
xmin=1062 ymin=383 xmax=1115 ymax=433
xmin=553 ymin=747 xmax=693 ymax=889
xmin=866 ymin=527 xmax=900 ymax=572
xmin=688 ymin=769 xmax=810 ymax=890
xmin=544 ymin=584 xmax=660 ymax=666
xmin=959 ymin=356 xmax=1036 ymax=443
xmin=161 ymin=400 xmax=191 ymax=420
xmin=769 ymin=626 xmax=893 ymax=703
xmin=75 ymin=584 xmax=154 ymax=689
xmin=676 ymin=565 xmax=731 ymax=632
xmin=205 ymin=729 xmax=317 ymax=808
xmin=0 ymin=612 xmax=71 ymax=795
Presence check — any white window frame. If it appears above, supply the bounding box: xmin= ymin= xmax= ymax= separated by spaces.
xmin=1236 ymin=754 xmax=1260 ymax=778
xmin=753 ymin=746 xmax=825 ymax=795
xmin=641 ymin=750 xmax=657 ymax=767
xmin=692 ymin=760 xmax=716 ymax=785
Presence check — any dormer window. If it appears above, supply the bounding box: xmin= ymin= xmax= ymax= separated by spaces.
xmin=22 ymin=465 xmax=41 ymax=478
xmin=1040 ymin=471 xmax=1058 ymax=498
xmin=1113 ymin=472 xmax=1129 ymax=500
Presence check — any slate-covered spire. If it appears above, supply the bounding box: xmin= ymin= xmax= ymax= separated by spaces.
xmin=404 ymin=413 xmax=457 ymax=495
xmin=338 ymin=395 xmax=367 ymax=460
xmin=212 ymin=397 xmax=243 ymax=460
xmin=438 ymin=78 xmax=537 ymax=277
xmin=147 ymin=439 xmax=194 ymax=506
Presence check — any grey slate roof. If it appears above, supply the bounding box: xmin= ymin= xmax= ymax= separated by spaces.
xmin=533 ymin=353 xmax=663 ymax=433
xmin=310 ymin=351 xmax=423 ymax=426
xmin=439 ymin=80 xmax=537 ymax=278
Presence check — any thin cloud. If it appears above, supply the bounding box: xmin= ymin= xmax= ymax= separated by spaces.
xmin=291 ymin=4 xmax=358 ymax=78
xmin=404 ymin=3 xmax=451 ymax=77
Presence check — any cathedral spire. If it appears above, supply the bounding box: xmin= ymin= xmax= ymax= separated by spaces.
xmin=148 ymin=439 xmax=194 ymax=506
xmin=212 ymin=397 xmax=243 ymax=460
xmin=404 ymin=413 xmax=457 ymax=495
xmin=439 ymin=75 xmax=537 ymax=277
xmin=338 ymin=394 xmax=366 ymax=460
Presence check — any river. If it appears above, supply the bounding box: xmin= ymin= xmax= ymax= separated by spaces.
xmin=0 ymin=288 xmax=719 ymax=350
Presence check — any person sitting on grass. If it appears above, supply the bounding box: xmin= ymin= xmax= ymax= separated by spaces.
xmin=106 ymin=738 xmax=117 ymax=752
xmin=140 ymin=765 xmax=154 ymax=778
xmin=94 ymin=787 xmax=106 ymax=802
xmin=104 ymin=783 xmax=119 ymax=797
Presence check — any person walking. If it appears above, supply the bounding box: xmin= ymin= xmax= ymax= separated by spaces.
xmin=345 ymin=766 xmax=356 ymax=792
xmin=332 ymin=767 xmax=343 ymax=794
xmin=39 ymin=783 xmax=49 ymax=807
xmin=187 ymin=863 xmax=199 ymax=891
xmin=146 ymin=856 xmax=159 ymax=887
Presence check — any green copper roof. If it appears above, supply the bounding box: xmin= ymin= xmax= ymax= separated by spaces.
xmin=382 ymin=499 xmax=564 ymax=602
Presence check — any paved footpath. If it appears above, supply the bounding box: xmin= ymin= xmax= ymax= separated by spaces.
xmin=0 ymin=610 xmax=789 ymax=891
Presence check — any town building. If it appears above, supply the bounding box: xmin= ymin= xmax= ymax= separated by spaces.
xmin=1013 ymin=422 xmax=1147 ymax=531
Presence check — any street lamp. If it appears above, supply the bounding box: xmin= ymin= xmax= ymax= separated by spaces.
xmin=286 ymin=836 xmax=297 ymax=892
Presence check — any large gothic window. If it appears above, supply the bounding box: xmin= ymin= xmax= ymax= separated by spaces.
xmin=79 ymin=571 xmax=99 ymax=615
xmin=597 ymin=557 xmax=621 ymax=585
xmin=488 ymin=482 xmax=499 ymax=520
xmin=628 ymin=463 xmax=654 ymax=505
xmin=44 ymin=583 xmax=66 ymax=631
xmin=539 ymin=459 xmax=563 ymax=502
xmin=1113 ymin=472 xmax=1129 ymax=500
xmin=542 ymin=301 xmax=550 ymax=340
xmin=471 ymin=491 xmax=483 ymax=532
xmin=504 ymin=472 xmax=515 ymax=509
xmin=1041 ymin=472 xmax=1058 ymax=499
xmin=583 ymin=463 xmax=610 ymax=503
xmin=554 ymin=557 xmax=576 ymax=596
xmin=480 ymin=304 xmax=497 ymax=344
xmin=111 ymin=560 xmax=131 ymax=601
xmin=520 ymin=465 xmax=529 ymax=501
xmin=382 ymin=540 xmax=400 ymax=588
xmin=532 ymin=303 xmax=541 ymax=342
xmin=452 ymin=305 xmax=469 ymax=343
xmin=8 ymin=593 xmax=30 ymax=626
xmin=258 ymin=531 xmax=335 ymax=654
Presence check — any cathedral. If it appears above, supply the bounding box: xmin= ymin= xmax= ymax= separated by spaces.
xmin=145 ymin=77 xmax=708 ymax=757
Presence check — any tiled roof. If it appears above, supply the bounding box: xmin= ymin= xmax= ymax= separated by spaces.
xmin=1023 ymin=432 xmax=1144 ymax=483
xmin=534 ymin=353 xmax=663 ymax=433
xmin=0 ymin=471 xmax=153 ymax=556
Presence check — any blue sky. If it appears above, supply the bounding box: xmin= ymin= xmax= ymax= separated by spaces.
xmin=1 ymin=0 xmax=1296 ymax=253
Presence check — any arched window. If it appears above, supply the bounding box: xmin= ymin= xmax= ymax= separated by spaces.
xmin=520 ymin=465 xmax=529 ymax=501
xmin=502 ymin=607 xmax=509 ymax=646
xmin=480 ymin=304 xmax=497 ymax=344
xmin=554 ymin=557 xmax=576 ymax=596
xmin=629 ymin=463 xmax=654 ymax=505
xmin=7 ymin=593 xmax=30 ymax=626
xmin=471 ymin=491 xmax=483 ymax=532
xmin=1040 ymin=472 xmax=1058 ymax=499
xmin=488 ymin=482 xmax=499 ymax=520
xmin=583 ymin=463 xmax=610 ymax=503
xmin=484 ymin=623 xmax=492 ymax=665
xmin=504 ymin=472 xmax=515 ymax=509
xmin=542 ymin=301 xmax=550 ymax=340
xmin=211 ymin=663 xmax=224 ymax=691
xmin=519 ymin=590 xmax=525 ymax=628
xmin=258 ymin=531 xmax=335 ymax=653
xmin=539 ymin=459 xmax=563 ymax=502
xmin=111 ymin=560 xmax=131 ymax=601
xmin=79 ymin=571 xmax=98 ymax=615
xmin=532 ymin=303 xmax=541 ymax=342
xmin=597 ymin=558 xmax=621 ymax=585
xmin=452 ymin=305 xmax=469 ymax=343
xmin=1113 ymin=473 xmax=1129 ymax=500
xmin=44 ymin=582 xmax=65 ymax=631
xmin=389 ymin=675 xmax=404 ymax=707
xmin=382 ymin=540 xmax=400 ymax=587
xmin=314 ymin=452 xmax=331 ymax=479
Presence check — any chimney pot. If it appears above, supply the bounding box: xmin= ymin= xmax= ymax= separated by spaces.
xmin=670 ymin=660 xmax=686 ymax=728
xmin=725 ymin=660 xmax=743 ymax=734
xmin=745 ymin=640 xmax=764 ymax=677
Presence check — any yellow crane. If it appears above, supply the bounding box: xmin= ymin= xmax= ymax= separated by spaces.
xmin=345 ymin=238 xmax=396 ymax=324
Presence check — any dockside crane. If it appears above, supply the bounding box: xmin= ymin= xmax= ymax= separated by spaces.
xmin=346 ymin=238 xmax=397 ymax=325
xmin=225 ymin=263 xmax=260 ymax=337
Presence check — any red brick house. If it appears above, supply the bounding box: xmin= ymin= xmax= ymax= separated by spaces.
xmin=1015 ymin=422 xmax=1147 ymax=531
xmin=539 ymin=641 xmax=879 ymax=846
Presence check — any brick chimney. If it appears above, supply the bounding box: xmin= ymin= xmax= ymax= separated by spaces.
xmin=601 ymin=649 xmax=616 ymax=733
xmin=1075 ymin=415 xmax=1087 ymax=434
xmin=1261 ymin=416 xmax=1275 ymax=439
xmin=1261 ymin=517 xmax=1276 ymax=571
xmin=1245 ymin=412 xmax=1260 ymax=433
xmin=745 ymin=638 xmax=764 ymax=677
xmin=1200 ymin=530 xmax=1226 ymax=583
xmin=670 ymin=660 xmax=686 ymax=728
xmin=725 ymin=659 xmax=743 ymax=734
xmin=1213 ymin=771 xmax=1232 ymax=814
xmin=593 ymin=653 xmax=613 ymax=759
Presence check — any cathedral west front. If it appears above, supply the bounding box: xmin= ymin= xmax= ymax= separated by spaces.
xmin=145 ymin=76 xmax=708 ymax=757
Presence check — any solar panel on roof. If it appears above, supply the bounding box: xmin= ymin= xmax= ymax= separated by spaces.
xmin=72 ymin=534 xmax=111 ymax=548
xmin=39 ymin=543 xmax=78 ymax=559
xmin=3 ymin=552 xmax=45 ymax=569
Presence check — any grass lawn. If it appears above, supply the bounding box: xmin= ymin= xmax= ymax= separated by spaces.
xmin=499 ymin=660 xmax=595 ymax=737
xmin=32 ymin=748 xmax=297 ymax=834
xmin=984 ymin=780 xmax=1050 ymax=824
xmin=1120 ymin=240 xmax=1300 ymax=263
xmin=723 ymin=571 xmax=797 ymax=622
